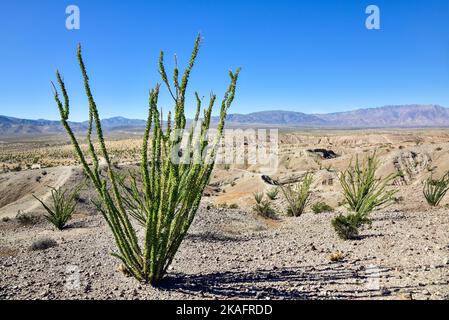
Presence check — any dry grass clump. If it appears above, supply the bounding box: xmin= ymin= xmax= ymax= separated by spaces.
xmin=329 ymin=250 xmax=345 ymax=262
xmin=16 ymin=211 xmax=39 ymax=226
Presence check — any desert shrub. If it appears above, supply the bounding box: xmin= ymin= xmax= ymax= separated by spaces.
xmin=253 ymin=192 xmax=264 ymax=204
xmin=2 ymin=217 xmax=11 ymax=223
xmin=423 ymin=173 xmax=449 ymax=207
xmin=281 ymin=173 xmax=313 ymax=217
xmin=335 ymin=154 xmax=396 ymax=239
xmin=229 ymin=203 xmax=239 ymax=209
xmin=252 ymin=192 xmax=276 ymax=218
xmin=312 ymin=202 xmax=334 ymax=214
xmin=339 ymin=154 xmax=396 ymax=219
xmin=16 ymin=211 xmax=38 ymax=226
xmin=253 ymin=200 xmax=277 ymax=219
xmin=30 ymin=238 xmax=58 ymax=251
xmin=266 ymin=188 xmax=279 ymax=200
xmin=52 ymin=35 xmax=240 ymax=284
xmin=332 ymin=213 xmax=370 ymax=240
xmin=33 ymin=185 xmax=81 ymax=230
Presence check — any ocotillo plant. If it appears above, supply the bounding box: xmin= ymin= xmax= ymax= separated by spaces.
xmin=52 ymin=35 xmax=240 ymax=284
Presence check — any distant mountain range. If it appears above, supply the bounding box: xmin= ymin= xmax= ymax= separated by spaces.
xmin=2 ymin=105 xmax=449 ymax=137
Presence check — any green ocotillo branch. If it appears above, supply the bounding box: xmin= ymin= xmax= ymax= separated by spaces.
xmin=52 ymin=34 xmax=241 ymax=284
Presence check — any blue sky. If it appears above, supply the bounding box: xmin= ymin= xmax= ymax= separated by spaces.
xmin=1 ymin=0 xmax=449 ymax=121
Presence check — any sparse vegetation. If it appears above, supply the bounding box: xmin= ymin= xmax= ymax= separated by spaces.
xmin=332 ymin=213 xmax=369 ymax=240
xmin=218 ymin=203 xmax=228 ymax=209
xmin=312 ymin=202 xmax=334 ymax=214
xmin=335 ymin=154 xmax=396 ymax=240
xmin=339 ymin=154 xmax=396 ymax=218
xmin=252 ymin=192 xmax=276 ymax=218
xmin=16 ymin=211 xmax=38 ymax=226
xmin=52 ymin=35 xmax=240 ymax=284
xmin=423 ymin=173 xmax=449 ymax=207
xmin=281 ymin=173 xmax=313 ymax=217
xmin=229 ymin=203 xmax=239 ymax=209
xmin=266 ymin=188 xmax=279 ymax=200
xmin=253 ymin=192 xmax=264 ymax=204
xmin=33 ymin=185 xmax=81 ymax=230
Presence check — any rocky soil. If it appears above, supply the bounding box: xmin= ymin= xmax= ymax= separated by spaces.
xmin=1 ymin=206 xmax=448 ymax=300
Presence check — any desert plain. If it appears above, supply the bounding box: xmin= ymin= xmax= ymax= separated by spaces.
xmin=1 ymin=129 xmax=449 ymax=300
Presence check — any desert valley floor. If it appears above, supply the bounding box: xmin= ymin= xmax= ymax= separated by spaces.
xmin=1 ymin=129 xmax=449 ymax=300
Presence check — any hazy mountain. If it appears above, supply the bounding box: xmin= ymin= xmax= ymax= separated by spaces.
xmin=315 ymin=104 xmax=449 ymax=128
xmin=0 ymin=115 xmax=147 ymax=137
xmin=2 ymin=105 xmax=449 ymax=137
xmin=223 ymin=105 xmax=449 ymax=128
xmin=224 ymin=111 xmax=327 ymax=126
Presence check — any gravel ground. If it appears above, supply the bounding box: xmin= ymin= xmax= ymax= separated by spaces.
xmin=1 ymin=206 xmax=449 ymax=300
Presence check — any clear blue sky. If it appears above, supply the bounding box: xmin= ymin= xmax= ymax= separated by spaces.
xmin=1 ymin=0 xmax=449 ymax=121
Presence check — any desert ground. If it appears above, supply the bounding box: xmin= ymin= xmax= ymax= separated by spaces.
xmin=1 ymin=129 xmax=449 ymax=300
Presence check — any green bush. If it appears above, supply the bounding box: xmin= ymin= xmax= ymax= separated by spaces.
xmin=33 ymin=186 xmax=81 ymax=230
xmin=339 ymin=154 xmax=396 ymax=219
xmin=52 ymin=35 xmax=240 ymax=284
xmin=335 ymin=153 xmax=396 ymax=240
xmin=423 ymin=173 xmax=449 ymax=206
xmin=331 ymin=213 xmax=369 ymax=240
xmin=253 ymin=192 xmax=264 ymax=204
xmin=252 ymin=192 xmax=276 ymax=218
xmin=312 ymin=202 xmax=334 ymax=214
xmin=281 ymin=173 xmax=313 ymax=217
xmin=266 ymin=188 xmax=279 ymax=200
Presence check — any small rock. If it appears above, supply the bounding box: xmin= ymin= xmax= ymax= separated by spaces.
xmin=380 ymin=288 xmax=391 ymax=296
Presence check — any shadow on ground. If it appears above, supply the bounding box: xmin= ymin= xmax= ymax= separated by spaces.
xmin=159 ymin=263 xmax=417 ymax=299
xmin=186 ymin=231 xmax=250 ymax=243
